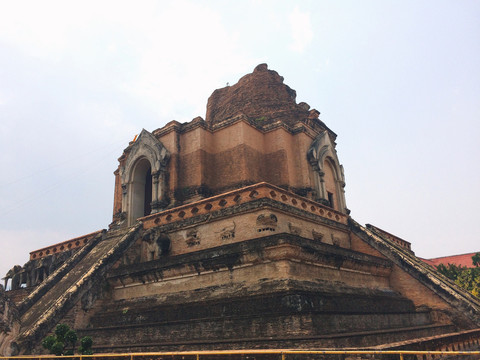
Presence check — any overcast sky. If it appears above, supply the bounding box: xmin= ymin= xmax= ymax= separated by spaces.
xmin=1 ymin=0 xmax=479 ymax=280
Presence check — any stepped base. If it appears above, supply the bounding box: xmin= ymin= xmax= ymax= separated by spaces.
xmin=85 ymin=324 xmax=455 ymax=352
xmin=80 ymin=279 xmax=442 ymax=352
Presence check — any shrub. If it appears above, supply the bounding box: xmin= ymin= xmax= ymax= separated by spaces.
xmin=42 ymin=324 xmax=93 ymax=355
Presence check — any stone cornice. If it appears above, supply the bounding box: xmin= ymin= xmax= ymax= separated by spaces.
xmin=140 ymin=182 xmax=348 ymax=231
xmin=151 ymin=115 xmax=328 ymax=141
xmin=29 ymin=230 xmax=104 ymax=261
xmin=108 ymin=233 xmax=391 ymax=280
xmin=367 ymin=224 xmax=412 ymax=253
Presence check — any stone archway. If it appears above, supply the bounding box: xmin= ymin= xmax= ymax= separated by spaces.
xmin=129 ymin=157 xmax=153 ymax=223
xmin=307 ymin=131 xmax=348 ymax=214
xmin=121 ymin=129 xmax=170 ymax=226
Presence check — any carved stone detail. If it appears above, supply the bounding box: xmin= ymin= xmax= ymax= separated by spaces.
xmin=3 ymin=251 xmax=73 ymax=290
xmin=331 ymin=234 xmax=341 ymax=247
xmin=185 ymin=229 xmax=200 ymax=247
xmin=120 ymin=129 xmax=170 ymax=225
xmin=312 ymin=230 xmax=324 ymax=242
xmin=288 ymin=222 xmax=302 ymax=236
xmin=307 ymin=131 xmax=347 ymax=214
xmin=218 ymin=222 xmax=236 ymax=241
xmin=141 ymin=229 xmax=171 ymax=261
xmin=0 ymin=286 xmax=20 ymax=356
xmin=256 ymin=213 xmax=277 ymax=233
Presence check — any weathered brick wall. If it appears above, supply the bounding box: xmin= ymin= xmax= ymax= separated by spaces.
xmin=4 ymin=289 xmax=32 ymax=307
xmin=111 ymin=65 xmax=332 ymax=220
xmin=168 ymin=122 xmax=311 ymax=195
xmin=350 ymin=232 xmax=387 ymax=258
xmin=68 ymin=231 xmax=451 ymax=352
xmin=350 ymin=231 xmax=451 ymax=311
xmin=205 ymin=64 xmax=310 ymax=127
xmin=389 ymin=263 xmax=450 ymax=310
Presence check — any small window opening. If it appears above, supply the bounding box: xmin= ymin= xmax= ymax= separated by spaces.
xmin=144 ymin=168 xmax=152 ymax=216
xmin=327 ymin=192 xmax=334 ymax=209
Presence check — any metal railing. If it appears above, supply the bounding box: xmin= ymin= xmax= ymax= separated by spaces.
xmin=2 ymin=349 xmax=480 ymax=360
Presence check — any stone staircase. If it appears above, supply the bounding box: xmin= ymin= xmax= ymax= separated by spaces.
xmin=14 ymin=224 xmax=142 ymax=354
xmin=17 ymin=231 xmax=106 ymax=316
xmin=351 ymin=220 xmax=480 ymax=327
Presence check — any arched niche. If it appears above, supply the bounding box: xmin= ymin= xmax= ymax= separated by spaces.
xmin=307 ymin=131 xmax=348 ymax=214
xmin=129 ymin=158 xmax=152 ymax=223
xmin=120 ymin=129 xmax=170 ymax=226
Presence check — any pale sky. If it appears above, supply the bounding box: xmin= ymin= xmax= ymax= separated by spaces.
xmin=1 ymin=0 xmax=479 ymax=279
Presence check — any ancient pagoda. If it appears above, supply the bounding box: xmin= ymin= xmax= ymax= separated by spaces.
xmin=1 ymin=64 xmax=479 ymax=355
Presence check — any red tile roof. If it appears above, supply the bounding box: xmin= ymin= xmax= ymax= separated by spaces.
xmin=422 ymin=252 xmax=479 ymax=268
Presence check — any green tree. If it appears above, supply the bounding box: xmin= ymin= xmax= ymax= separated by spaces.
xmin=42 ymin=324 xmax=93 ymax=355
xmin=78 ymin=336 xmax=94 ymax=355
xmin=436 ymin=263 xmax=465 ymax=281
xmin=455 ymin=267 xmax=480 ymax=298
xmin=472 ymin=252 xmax=480 ymax=267
xmin=435 ymin=253 xmax=480 ymax=299
xmin=41 ymin=335 xmax=55 ymax=351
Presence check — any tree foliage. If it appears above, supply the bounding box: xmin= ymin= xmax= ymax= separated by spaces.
xmin=472 ymin=253 xmax=480 ymax=268
xmin=42 ymin=324 xmax=93 ymax=355
xmin=78 ymin=336 xmax=94 ymax=355
xmin=436 ymin=253 xmax=480 ymax=298
xmin=436 ymin=263 xmax=464 ymax=281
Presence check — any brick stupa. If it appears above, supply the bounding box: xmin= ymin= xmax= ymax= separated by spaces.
xmin=1 ymin=65 xmax=479 ymax=356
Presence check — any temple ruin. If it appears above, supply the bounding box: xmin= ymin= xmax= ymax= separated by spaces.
xmin=1 ymin=64 xmax=480 ymax=355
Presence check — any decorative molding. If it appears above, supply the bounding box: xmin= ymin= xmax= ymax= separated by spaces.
xmin=29 ymin=230 xmax=104 ymax=260
xmin=307 ymin=131 xmax=347 ymax=213
xmin=121 ymin=129 xmax=170 ymax=183
xmin=120 ymin=129 xmax=171 ymax=225
xmin=140 ymin=182 xmax=348 ymax=230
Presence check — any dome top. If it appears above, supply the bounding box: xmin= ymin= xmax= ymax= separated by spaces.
xmin=205 ymin=64 xmax=312 ymax=127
